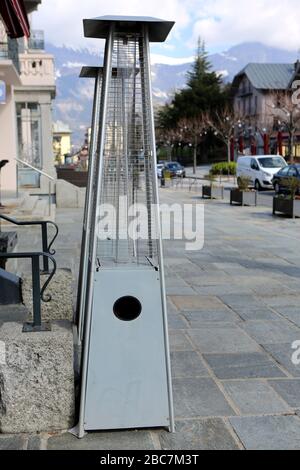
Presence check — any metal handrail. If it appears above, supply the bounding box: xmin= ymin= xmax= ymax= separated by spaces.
xmin=15 ymin=158 xmax=55 ymax=181
xmin=0 ymin=214 xmax=58 ymax=274
xmin=15 ymin=158 xmax=55 ymax=216
xmin=0 ymin=252 xmax=56 ymax=332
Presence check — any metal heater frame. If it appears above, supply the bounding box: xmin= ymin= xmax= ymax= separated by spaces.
xmin=77 ymin=16 xmax=175 ymax=438
xmin=76 ymin=66 xmax=103 ymax=343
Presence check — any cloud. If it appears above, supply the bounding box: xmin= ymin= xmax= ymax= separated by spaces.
xmin=151 ymin=54 xmax=194 ymax=65
xmin=192 ymin=0 xmax=300 ymax=51
xmin=32 ymin=0 xmax=189 ymax=49
xmin=33 ymin=0 xmax=300 ymax=55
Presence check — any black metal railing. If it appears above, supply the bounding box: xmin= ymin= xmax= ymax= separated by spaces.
xmin=0 ymin=214 xmax=58 ymax=274
xmin=0 ymin=38 xmax=20 ymax=72
xmin=0 ymin=252 xmax=56 ymax=332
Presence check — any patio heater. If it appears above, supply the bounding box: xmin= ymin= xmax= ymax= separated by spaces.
xmin=76 ymin=66 xmax=103 ymax=342
xmin=77 ymin=15 xmax=175 ymax=436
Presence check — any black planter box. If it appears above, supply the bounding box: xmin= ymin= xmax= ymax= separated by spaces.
xmin=273 ymin=197 xmax=300 ymax=218
xmin=0 ymin=231 xmax=18 ymax=269
xmin=230 ymin=189 xmax=257 ymax=207
xmin=202 ymin=185 xmax=224 ymax=200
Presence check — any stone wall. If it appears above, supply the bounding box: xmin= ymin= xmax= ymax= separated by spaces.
xmin=56 ymin=180 xmax=86 ymax=209
xmin=0 ymin=321 xmax=75 ymax=434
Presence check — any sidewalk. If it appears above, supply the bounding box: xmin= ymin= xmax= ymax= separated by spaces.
xmin=2 ymin=187 xmax=300 ymax=450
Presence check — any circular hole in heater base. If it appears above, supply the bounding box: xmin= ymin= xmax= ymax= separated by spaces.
xmin=113 ymin=296 xmax=142 ymax=322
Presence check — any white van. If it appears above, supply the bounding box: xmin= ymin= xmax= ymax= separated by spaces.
xmin=237 ymin=155 xmax=287 ymax=190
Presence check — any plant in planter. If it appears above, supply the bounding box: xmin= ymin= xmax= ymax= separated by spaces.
xmin=202 ymin=173 xmax=224 ymax=200
xmin=230 ymin=176 xmax=257 ymax=206
xmin=273 ymin=177 xmax=300 ymax=218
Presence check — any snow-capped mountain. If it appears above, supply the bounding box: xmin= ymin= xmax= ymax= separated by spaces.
xmin=47 ymin=42 xmax=299 ymax=146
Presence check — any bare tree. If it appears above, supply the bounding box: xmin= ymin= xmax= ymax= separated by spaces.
xmin=156 ymin=127 xmax=178 ymax=162
xmin=177 ymin=116 xmax=207 ymax=174
xmin=269 ymin=90 xmax=300 ymax=162
xmin=206 ymin=108 xmax=242 ymax=163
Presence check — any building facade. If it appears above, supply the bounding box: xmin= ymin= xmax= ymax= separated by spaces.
xmin=0 ymin=0 xmax=56 ymax=196
xmin=53 ymin=121 xmax=72 ymax=164
xmin=232 ymin=62 xmax=300 ymax=158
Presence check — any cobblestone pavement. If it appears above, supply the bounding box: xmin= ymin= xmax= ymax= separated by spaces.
xmin=3 ymin=187 xmax=300 ymax=450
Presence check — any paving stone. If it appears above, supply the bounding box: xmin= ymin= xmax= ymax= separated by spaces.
xmin=48 ymin=430 xmax=155 ymax=450
xmin=187 ymin=325 xmax=259 ymax=354
xmin=166 ymin=286 xmax=196 ymax=296
xmin=262 ymin=295 xmax=300 ymax=308
xmin=173 ymin=378 xmax=235 ymax=418
xmin=170 ymin=295 xmax=225 ymax=311
xmin=0 ymin=435 xmax=25 ymax=450
xmin=171 ymin=351 xmax=209 ymax=378
xmin=219 ymin=294 xmax=261 ymax=309
xmin=185 ymin=274 xmax=231 ymax=287
xmin=167 ymin=314 xmax=187 ymax=330
xmin=268 ymin=380 xmax=300 ymax=408
xmin=273 ymin=307 xmax=300 ymax=328
xmin=222 ymin=380 xmax=291 ymax=415
xmin=192 ymin=285 xmax=251 ymax=296
xmin=166 ymin=300 xmax=179 ymax=315
xmin=231 ymin=306 xmax=279 ymax=321
xmin=158 ymin=419 xmax=239 ymax=450
xmin=183 ymin=310 xmax=240 ymax=326
xmin=230 ymin=415 xmax=300 ymax=450
xmin=263 ymin=343 xmax=300 ymax=377
xmin=169 ymin=331 xmax=193 ymax=351
xmin=204 ymin=352 xmax=286 ymax=380
xmin=241 ymin=320 xmax=300 ymax=345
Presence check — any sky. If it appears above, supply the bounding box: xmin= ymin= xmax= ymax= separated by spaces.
xmin=32 ymin=0 xmax=300 ymax=64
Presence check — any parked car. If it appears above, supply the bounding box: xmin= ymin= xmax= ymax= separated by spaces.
xmin=272 ymin=164 xmax=300 ymax=194
xmin=157 ymin=163 xmax=164 ymax=178
xmin=164 ymin=162 xmax=186 ymax=178
xmin=237 ymin=155 xmax=287 ymax=190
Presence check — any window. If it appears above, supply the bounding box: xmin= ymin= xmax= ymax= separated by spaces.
xmin=16 ymin=102 xmax=42 ymax=169
xmin=16 ymin=102 xmax=42 ymax=188
xmin=288 ymin=167 xmax=298 ymax=177
xmin=279 ymin=166 xmax=289 ymax=176
xmin=258 ymin=157 xmax=286 ymax=169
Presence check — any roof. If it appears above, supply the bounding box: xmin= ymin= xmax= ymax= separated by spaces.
xmin=83 ymin=15 xmax=174 ymax=42
xmin=233 ymin=63 xmax=298 ymax=91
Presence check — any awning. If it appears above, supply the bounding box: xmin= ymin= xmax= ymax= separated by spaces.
xmin=0 ymin=0 xmax=30 ymax=38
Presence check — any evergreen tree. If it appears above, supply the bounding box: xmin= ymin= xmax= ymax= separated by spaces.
xmin=157 ymin=38 xmax=229 ymax=128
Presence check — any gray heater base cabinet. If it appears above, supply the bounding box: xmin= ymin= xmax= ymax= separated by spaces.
xmin=84 ymin=266 xmax=170 ymax=431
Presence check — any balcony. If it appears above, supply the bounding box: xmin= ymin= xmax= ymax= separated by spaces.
xmin=19 ymin=52 xmax=56 ymax=93
xmin=0 ymin=38 xmax=20 ymax=73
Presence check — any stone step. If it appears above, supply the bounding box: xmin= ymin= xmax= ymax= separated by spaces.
xmin=0 ymin=304 xmax=28 ymax=326
xmin=1 ymin=202 xmax=56 ymax=224
xmin=18 ymin=194 xmax=39 ymax=214
xmin=33 ymin=199 xmax=48 ymax=217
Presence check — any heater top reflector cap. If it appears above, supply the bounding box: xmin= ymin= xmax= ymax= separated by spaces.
xmin=79 ymin=66 xmax=103 ymax=79
xmin=83 ymin=15 xmax=175 ymax=42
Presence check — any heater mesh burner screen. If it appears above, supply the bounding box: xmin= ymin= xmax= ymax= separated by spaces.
xmin=96 ymin=32 xmax=159 ymax=266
